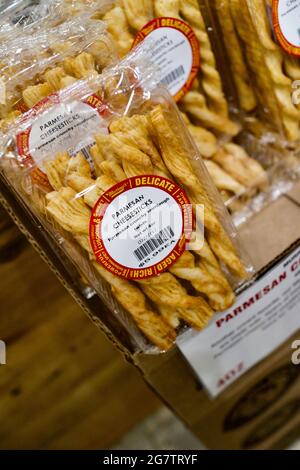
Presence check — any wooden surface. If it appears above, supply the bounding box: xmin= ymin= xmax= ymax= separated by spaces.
xmin=0 ymin=215 xmax=159 ymax=449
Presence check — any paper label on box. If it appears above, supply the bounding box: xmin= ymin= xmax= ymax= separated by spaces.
xmin=132 ymin=17 xmax=200 ymax=102
xmin=178 ymin=245 xmax=300 ymax=398
xmin=89 ymin=175 xmax=193 ymax=280
xmin=273 ymin=0 xmax=300 ymax=56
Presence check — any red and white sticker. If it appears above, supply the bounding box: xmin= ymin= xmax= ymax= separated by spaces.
xmin=273 ymin=0 xmax=300 ymax=56
xmin=132 ymin=17 xmax=200 ymax=102
xmin=16 ymin=94 xmax=107 ymax=188
xmin=90 ymin=175 xmax=193 ymax=280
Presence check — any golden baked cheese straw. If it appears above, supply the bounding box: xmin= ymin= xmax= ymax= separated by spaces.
xmin=45 ymin=175 xmax=176 ymax=350
xmin=149 ymin=104 xmax=247 ymax=279
xmin=121 ymin=0 xmax=153 ymax=30
xmin=213 ymin=0 xmax=257 ymax=112
xmin=179 ymin=0 xmax=229 ymax=118
xmin=180 ymin=91 xmax=240 ymax=135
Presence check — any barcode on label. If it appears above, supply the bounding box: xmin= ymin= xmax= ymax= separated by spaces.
xmin=71 ymin=143 xmax=95 ymax=169
xmin=134 ymin=226 xmax=175 ymax=262
xmin=161 ymin=65 xmax=185 ymax=86
xmin=79 ymin=143 xmax=94 ymax=163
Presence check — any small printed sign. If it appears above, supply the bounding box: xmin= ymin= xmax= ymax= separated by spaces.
xmin=178 ymin=245 xmax=300 ymax=397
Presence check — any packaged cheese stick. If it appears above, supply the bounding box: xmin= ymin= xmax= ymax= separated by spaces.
xmin=0 ymin=46 xmax=253 ymax=352
xmin=0 ymin=12 xmax=117 ymax=121
xmin=206 ymin=0 xmax=300 ymax=144
xmin=63 ymin=0 xmax=268 ymax=216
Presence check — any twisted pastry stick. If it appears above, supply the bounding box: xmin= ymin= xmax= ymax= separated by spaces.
xmin=180 ymin=112 xmax=266 ymax=195
xmin=22 ymin=53 xmax=96 ymax=110
xmin=169 ymin=251 xmax=235 ymax=311
xmin=204 ymin=160 xmax=245 ymax=196
xmin=140 ymin=273 xmax=213 ymax=329
xmin=22 ymin=83 xmax=53 ymax=108
xmin=106 ymin=132 xmax=154 ymax=177
xmin=224 ymin=143 xmax=268 ymax=189
xmin=154 ymin=0 xmax=180 ymax=17
xmin=45 ymin=152 xmax=92 ymax=191
xmin=284 ymin=57 xmax=300 ymax=81
xmin=63 ymin=52 xmax=98 ymax=79
xmin=43 ymin=67 xmax=77 ymax=91
xmin=121 ymin=0 xmax=153 ymax=30
xmin=150 ymin=105 xmax=247 ymax=279
xmin=110 ymin=114 xmax=242 ymax=281
xmin=213 ymin=145 xmax=267 ymax=190
xmin=103 ymin=6 xmax=133 ymax=57
xmin=99 ymin=160 xmax=127 ymax=183
xmin=179 ymin=0 xmax=229 ymax=118
xmin=110 ymin=114 xmax=171 ymax=176
xmin=180 ymin=91 xmax=240 ymax=136
xmin=193 ymin=236 xmax=237 ymax=297
xmin=213 ymin=0 xmax=257 ymax=112
xmin=181 ymin=112 xmax=218 ymax=158
xmin=284 ymin=56 xmax=300 ymax=110
xmin=87 ymin=39 xmax=115 ymax=70
xmin=46 ymin=187 xmax=91 ymax=235
xmin=45 ymin=152 xmax=71 ymax=191
xmin=230 ymin=0 xmax=280 ymax=127
xmin=92 ymin=261 xmax=177 ymax=349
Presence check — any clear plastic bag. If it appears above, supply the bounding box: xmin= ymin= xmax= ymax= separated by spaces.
xmin=0 ymin=11 xmax=117 ymax=121
xmin=183 ymin=0 xmax=300 ymax=225
xmin=77 ymin=0 xmax=268 ymax=217
xmin=0 ymin=0 xmax=62 ymax=39
xmin=0 ymin=46 xmax=254 ymax=352
xmin=0 ymin=0 xmax=114 ymax=39
xmin=203 ymin=0 xmax=300 ymax=145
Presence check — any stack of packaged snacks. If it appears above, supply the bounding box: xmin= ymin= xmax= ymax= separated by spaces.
xmin=57 ymin=0 xmax=269 ymax=214
xmin=0 ymin=0 xmax=119 ymax=297
xmin=0 ymin=5 xmax=117 ymax=122
xmin=0 ymin=43 xmax=253 ymax=351
xmin=207 ymin=0 xmax=300 ymax=145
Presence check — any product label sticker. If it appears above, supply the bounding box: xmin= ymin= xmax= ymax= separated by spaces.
xmin=273 ymin=0 xmax=300 ymax=56
xmin=16 ymin=93 xmax=107 ymax=188
xmin=132 ymin=17 xmax=200 ymax=102
xmin=178 ymin=244 xmax=300 ymax=398
xmin=90 ymin=175 xmax=193 ymax=280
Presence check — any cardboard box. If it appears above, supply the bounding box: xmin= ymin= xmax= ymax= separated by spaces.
xmin=1 ymin=172 xmax=300 ymax=449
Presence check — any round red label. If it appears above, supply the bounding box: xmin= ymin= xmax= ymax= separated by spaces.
xmin=272 ymin=0 xmax=300 ymax=57
xmin=89 ymin=175 xmax=193 ymax=280
xmin=132 ymin=17 xmax=200 ymax=102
